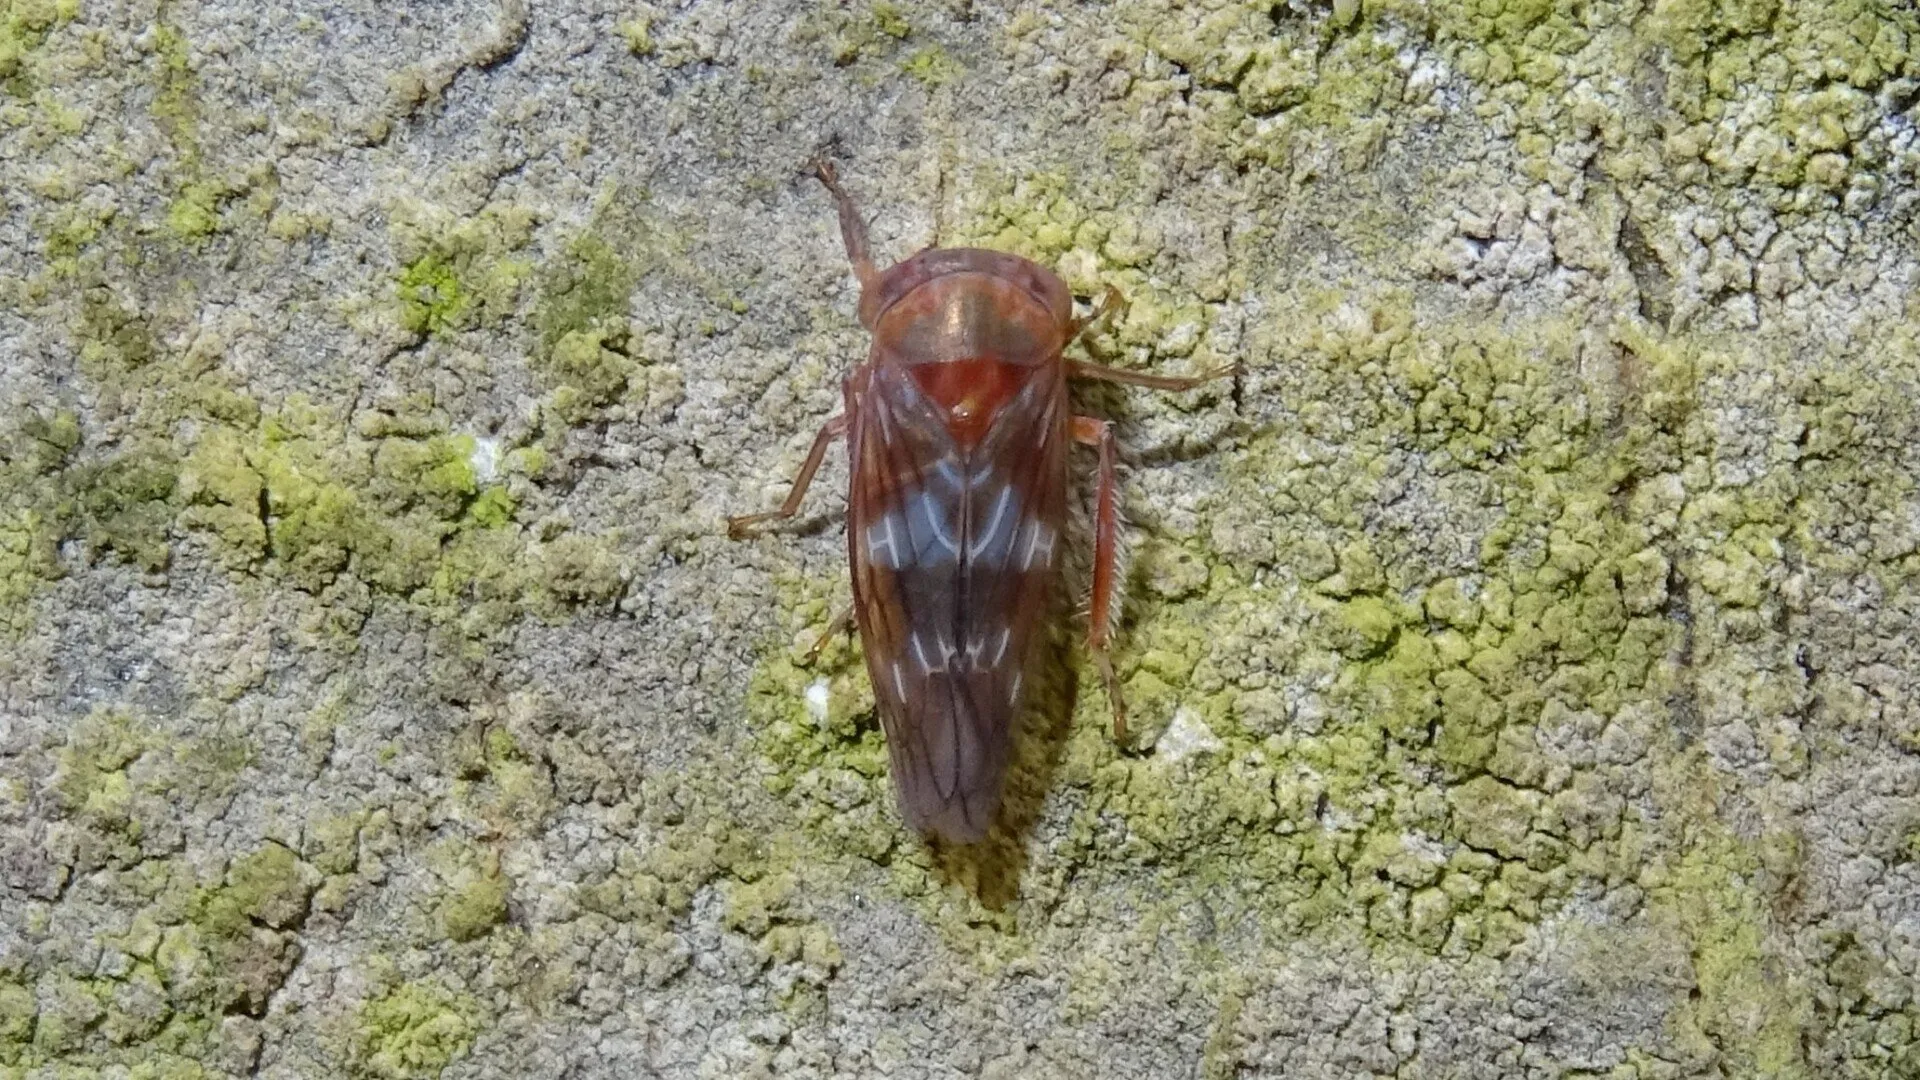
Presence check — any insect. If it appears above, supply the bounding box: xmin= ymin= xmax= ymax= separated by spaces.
xmin=729 ymin=162 xmax=1231 ymax=843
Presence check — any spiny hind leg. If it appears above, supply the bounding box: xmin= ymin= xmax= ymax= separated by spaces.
xmin=1070 ymin=414 xmax=1128 ymax=742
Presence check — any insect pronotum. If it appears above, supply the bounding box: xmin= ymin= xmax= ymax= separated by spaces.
xmin=729 ymin=162 xmax=1232 ymax=843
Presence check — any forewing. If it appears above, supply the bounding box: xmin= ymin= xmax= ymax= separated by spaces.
xmin=846 ymin=362 xmax=1068 ymax=842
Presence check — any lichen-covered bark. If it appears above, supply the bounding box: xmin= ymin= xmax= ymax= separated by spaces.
xmin=3 ymin=0 xmax=1918 ymax=1076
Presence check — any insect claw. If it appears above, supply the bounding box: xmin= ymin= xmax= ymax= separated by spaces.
xmin=803 ymin=604 xmax=857 ymax=664
xmin=1069 ymin=285 xmax=1128 ymax=342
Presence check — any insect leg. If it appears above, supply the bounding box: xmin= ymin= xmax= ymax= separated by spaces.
xmin=726 ymin=414 xmax=849 ymax=539
xmin=811 ymin=160 xmax=878 ymax=291
xmin=803 ymin=603 xmax=856 ymax=663
xmin=1067 ymin=358 xmax=1239 ymax=392
xmin=1067 ymin=285 xmax=1127 ymax=342
xmin=1071 ymin=415 xmax=1128 ymax=742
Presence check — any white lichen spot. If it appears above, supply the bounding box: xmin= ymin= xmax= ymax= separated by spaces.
xmin=1160 ymin=320 xmax=1201 ymax=357
xmin=1156 ymin=707 xmax=1222 ymax=763
xmin=804 ymin=678 xmax=830 ymax=725
xmin=470 ymin=436 xmax=501 ymax=483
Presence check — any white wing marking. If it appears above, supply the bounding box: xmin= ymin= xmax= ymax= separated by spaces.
xmin=865 ymin=513 xmax=903 ymax=568
xmin=969 ymin=487 xmax=1017 ymax=562
xmin=1019 ymin=520 xmax=1056 ymax=570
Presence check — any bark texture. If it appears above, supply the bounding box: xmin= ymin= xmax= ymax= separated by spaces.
xmin=3 ymin=0 xmax=1919 ymax=1076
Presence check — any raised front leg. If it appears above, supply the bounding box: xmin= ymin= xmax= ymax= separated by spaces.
xmin=811 ymin=160 xmax=878 ymax=292
xmin=726 ymin=414 xmax=849 ymax=539
xmin=1071 ymin=414 xmax=1128 ymax=742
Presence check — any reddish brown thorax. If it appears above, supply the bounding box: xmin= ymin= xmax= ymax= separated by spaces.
xmin=867 ymin=257 xmax=1072 ymax=449
xmin=908 ymin=359 xmax=1027 ymax=447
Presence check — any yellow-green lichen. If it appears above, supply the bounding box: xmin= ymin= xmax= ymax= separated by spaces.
xmin=390 ymin=202 xmax=536 ymax=339
xmin=0 ymin=0 xmax=79 ymax=94
xmin=795 ymin=2 xmax=917 ymax=67
xmin=10 ymin=716 xmax=322 ymax=1066
xmin=140 ymin=20 xmax=263 ymax=248
xmin=201 ymin=842 xmax=318 ymax=934
xmin=900 ymin=45 xmax=960 ymax=87
xmin=1645 ymin=823 xmax=1814 ymax=1077
xmin=870 ymin=3 xmax=910 ymax=40
xmin=430 ymin=839 xmax=510 ymax=944
xmin=0 ymin=978 xmax=34 ymax=1047
xmin=533 ymin=194 xmax=650 ymax=352
xmin=163 ymin=179 xmax=229 ymax=242
xmin=350 ymin=980 xmax=478 ymax=1080
xmin=0 ymin=410 xmax=80 ymax=633
xmin=616 ymin=10 xmax=655 ymax=57
xmin=49 ymin=707 xmax=148 ymax=857
xmin=544 ymin=326 xmax=639 ymax=417
xmin=70 ymin=447 xmax=179 ymax=572
xmin=41 ymin=385 xmax=610 ymax=643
